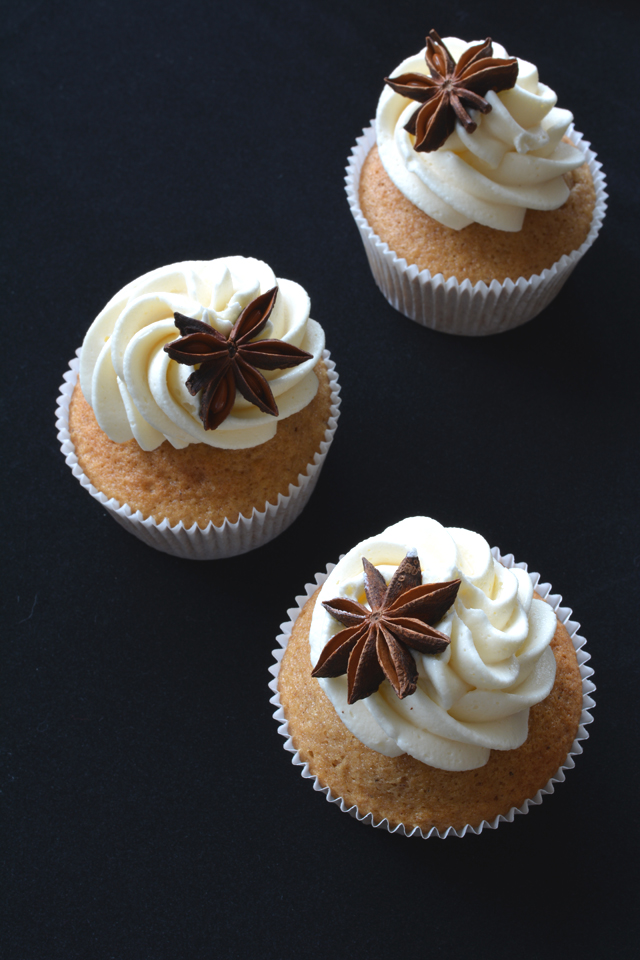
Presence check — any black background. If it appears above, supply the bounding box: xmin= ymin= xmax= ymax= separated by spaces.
xmin=2 ymin=1 xmax=639 ymax=957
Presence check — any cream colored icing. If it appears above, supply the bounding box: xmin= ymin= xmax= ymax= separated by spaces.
xmin=80 ymin=257 xmax=325 ymax=451
xmin=376 ymin=37 xmax=585 ymax=231
xmin=308 ymin=518 xmax=557 ymax=771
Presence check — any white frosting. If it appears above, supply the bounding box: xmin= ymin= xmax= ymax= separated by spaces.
xmin=309 ymin=518 xmax=557 ymax=771
xmin=80 ymin=257 xmax=325 ymax=450
xmin=376 ymin=38 xmax=585 ymax=231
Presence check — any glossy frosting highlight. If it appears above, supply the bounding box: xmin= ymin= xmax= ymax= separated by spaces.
xmin=309 ymin=518 xmax=557 ymax=771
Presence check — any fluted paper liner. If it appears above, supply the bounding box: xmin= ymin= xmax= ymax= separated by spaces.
xmin=269 ymin=550 xmax=595 ymax=838
xmin=56 ymin=349 xmax=341 ymax=560
xmin=345 ymin=124 xmax=607 ymax=335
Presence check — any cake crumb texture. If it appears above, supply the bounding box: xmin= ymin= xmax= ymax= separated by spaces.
xmin=359 ymin=145 xmax=596 ymax=284
xmin=68 ymin=361 xmax=333 ymax=528
xmin=279 ymin=589 xmax=583 ymax=832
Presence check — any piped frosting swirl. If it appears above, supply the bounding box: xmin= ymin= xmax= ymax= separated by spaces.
xmin=376 ymin=37 xmax=585 ymax=231
xmin=80 ymin=257 xmax=325 ymax=451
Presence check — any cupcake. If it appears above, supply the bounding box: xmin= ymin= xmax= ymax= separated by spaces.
xmin=56 ymin=256 xmax=340 ymax=559
xmin=345 ymin=30 xmax=607 ymax=335
xmin=271 ymin=517 xmax=594 ymax=837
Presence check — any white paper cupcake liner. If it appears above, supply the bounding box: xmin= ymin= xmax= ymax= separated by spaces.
xmin=345 ymin=123 xmax=608 ymax=335
xmin=269 ymin=548 xmax=595 ymax=838
xmin=56 ymin=348 xmax=341 ymax=560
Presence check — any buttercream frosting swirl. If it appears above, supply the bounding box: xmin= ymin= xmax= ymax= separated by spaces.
xmin=377 ymin=37 xmax=585 ymax=231
xmin=309 ymin=518 xmax=557 ymax=771
xmin=80 ymin=257 xmax=325 ymax=451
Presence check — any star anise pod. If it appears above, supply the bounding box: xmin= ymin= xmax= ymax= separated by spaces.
xmin=163 ymin=286 xmax=312 ymax=430
xmin=312 ymin=551 xmax=460 ymax=704
xmin=384 ymin=29 xmax=518 ymax=153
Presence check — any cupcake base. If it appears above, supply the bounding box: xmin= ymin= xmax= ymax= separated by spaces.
xmin=57 ymin=350 xmax=341 ymax=559
xmin=270 ymin=551 xmax=595 ymax=838
xmin=359 ymin=145 xmax=596 ymax=285
xmin=345 ymin=124 xmax=608 ymax=336
xmin=68 ymin=360 xmax=334 ymax=529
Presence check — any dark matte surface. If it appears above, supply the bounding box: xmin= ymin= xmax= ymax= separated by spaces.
xmin=2 ymin=1 xmax=638 ymax=957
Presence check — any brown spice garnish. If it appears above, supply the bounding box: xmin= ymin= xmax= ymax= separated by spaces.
xmin=312 ymin=551 xmax=460 ymax=704
xmin=385 ymin=29 xmax=518 ymax=153
xmin=164 ymin=287 xmax=312 ymax=430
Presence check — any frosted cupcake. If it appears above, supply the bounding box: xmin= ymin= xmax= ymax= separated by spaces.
xmin=346 ymin=31 xmax=607 ymax=335
xmin=271 ymin=517 xmax=594 ymax=837
xmin=57 ymin=256 xmax=340 ymax=559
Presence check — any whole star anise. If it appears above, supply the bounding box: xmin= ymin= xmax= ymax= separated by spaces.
xmin=312 ymin=551 xmax=460 ymax=704
xmin=384 ymin=29 xmax=518 ymax=153
xmin=164 ymin=286 xmax=312 ymax=430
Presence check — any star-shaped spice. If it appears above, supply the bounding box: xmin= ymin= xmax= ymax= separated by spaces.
xmin=164 ymin=286 xmax=312 ymax=430
xmin=384 ymin=29 xmax=518 ymax=153
xmin=312 ymin=551 xmax=460 ymax=704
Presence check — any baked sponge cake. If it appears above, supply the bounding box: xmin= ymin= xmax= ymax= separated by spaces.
xmin=58 ymin=256 xmax=340 ymax=558
xmin=68 ymin=357 xmax=333 ymax=530
xmin=272 ymin=517 xmax=593 ymax=836
xmin=359 ymin=143 xmax=596 ymax=286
